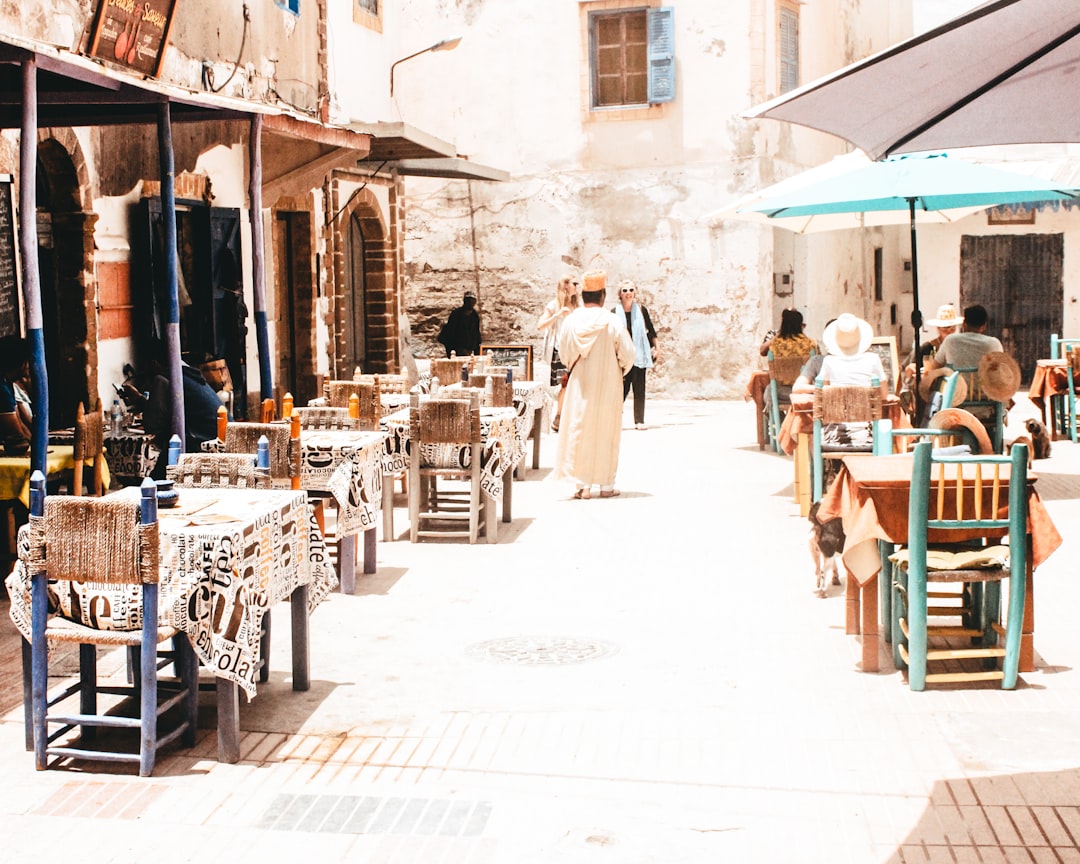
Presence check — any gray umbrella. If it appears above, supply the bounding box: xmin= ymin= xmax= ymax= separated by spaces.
xmin=744 ymin=0 xmax=1080 ymax=159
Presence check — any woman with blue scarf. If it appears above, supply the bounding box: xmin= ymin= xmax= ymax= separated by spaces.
xmin=613 ymin=280 xmax=659 ymax=429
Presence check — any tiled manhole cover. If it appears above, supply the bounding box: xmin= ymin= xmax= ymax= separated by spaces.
xmin=466 ymin=636 xmax=619 ymax=666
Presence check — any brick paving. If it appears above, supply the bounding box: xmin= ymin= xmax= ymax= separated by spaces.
xmin=2 ymin=396 xmax=1080 ymax=862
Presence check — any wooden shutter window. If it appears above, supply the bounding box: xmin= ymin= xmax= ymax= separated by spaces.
xmin=779 ymin=5 xmax=800 ymax=94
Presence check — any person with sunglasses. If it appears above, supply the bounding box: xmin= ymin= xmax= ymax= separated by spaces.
xmin=613 ymin=280 xmax=658 ymax=430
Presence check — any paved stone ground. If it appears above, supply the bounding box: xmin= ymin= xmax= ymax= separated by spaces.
xmin=2 ymin=396 xmax=1080 ymax=863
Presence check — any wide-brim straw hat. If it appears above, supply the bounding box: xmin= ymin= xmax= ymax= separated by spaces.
xmin=978 ymin=351 xmax=1021 ymax=402
xmin=822 ymin=313 xmax=873 ymax=356
xmin=929 ymin=407 xmax=993 ymax=455
xmin=918 ymin=366 xmax=968 ymax=404
xmin=925 ymin=304 xmax=960 ymax=328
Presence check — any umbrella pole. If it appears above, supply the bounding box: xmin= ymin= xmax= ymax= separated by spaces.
xmin=909 ymin=198 xmax=923 ymax=419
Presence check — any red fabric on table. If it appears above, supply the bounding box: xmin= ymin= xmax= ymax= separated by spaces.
xmin=1028 ymin=358 xmax=1070 ymax=412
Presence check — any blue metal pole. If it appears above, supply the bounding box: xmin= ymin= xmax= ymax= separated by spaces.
xmin=157 ymin=102 xmax=186 ymax=451
xmin=249 ymin=114 xmax=272 ymax=400
xmin=20 ymin=58 xmax=47 ymax=475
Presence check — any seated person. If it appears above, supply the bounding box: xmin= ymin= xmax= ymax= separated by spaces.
xmin=761 ymin=308 xmax=817 ymax=406
xmin=814 ymin=314 xmax=887 ymax=453
xmin=0 ymin=335 xmax=31 ymax=452
xmin=123 ymin=358 xmax=227 ymax=478
xmin=924 ymin=304 xmax=1002 ymax=374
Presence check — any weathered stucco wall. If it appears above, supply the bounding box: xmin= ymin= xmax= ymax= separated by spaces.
xmin=392 ymin=0 xmax=912 ymax=397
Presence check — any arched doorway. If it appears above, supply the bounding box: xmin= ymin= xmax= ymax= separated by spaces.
xmin=338 ymin=186 xmax=395 ymax=375
xmin=36 ymin=137 xmax=95 ymax=429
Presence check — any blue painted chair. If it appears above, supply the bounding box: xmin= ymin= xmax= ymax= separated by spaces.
xmin=765 ymin=349 xmax=813 ymax=453
xmin=940 ymin=366 xmax=1006 ymax=453
xmin=27 ymin=475 xmax=198 ymax=775
xmin=890 ymin=441 xmax=1028 ymax=691
xmin=811 ymin=377 xmax=884 ymax=502
xmin=1050 ymin=334 xmax=1080 ymax=442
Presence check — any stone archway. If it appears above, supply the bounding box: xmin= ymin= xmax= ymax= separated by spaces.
xmin=334 ymin=183 xmax=396 ymax=375
xmin=36 ymin=129 xmax=97 ymax=428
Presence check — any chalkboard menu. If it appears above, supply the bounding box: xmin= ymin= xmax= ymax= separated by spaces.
xmin=0 ymin=178 xmax=19 ymax=340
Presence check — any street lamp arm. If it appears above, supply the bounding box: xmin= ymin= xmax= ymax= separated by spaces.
xmin=390 ymin=37 xmax=463 ymax=98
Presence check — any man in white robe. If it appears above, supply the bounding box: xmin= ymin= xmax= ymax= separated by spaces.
xmin=553 ymin=281 xmax=635 ymax=499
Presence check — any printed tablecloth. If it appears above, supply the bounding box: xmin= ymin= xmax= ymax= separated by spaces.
xmin=105 ymin=428 xmax=160 ymax=484
xmin=380 ymin=405 xmax=519 ymax=498
xmin=298 ymin=429 xmax=388 ymax=536
xmin=6 ymin=486 xmax=335 ymax=697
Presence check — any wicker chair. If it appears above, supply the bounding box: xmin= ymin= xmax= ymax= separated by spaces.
xmin=408 ymin=392 xmax=487 ymax=543
xmin=324 ymin=380 xmax=381 ymax=430
xmin=24 ymin=478 xmax=198 ymax=776
xmin=217 ymin=417 xmax=301 ymax=489
xmin=72 ymin=401 xmax=106 ymax=496
xmin=464 ymin=372 xmax=514 ymax=408
xmin=294 ymin=406 xmax=358 ymax=431
xmin=766 ymin=350 xmax=813 ymax=454
xmin=811 ymin=378 xmax=885 ymax=502
xmin=429 ymin=358 xmax=468 ymax=387
xmin=167 ymin=453 xmax=271 ymax=488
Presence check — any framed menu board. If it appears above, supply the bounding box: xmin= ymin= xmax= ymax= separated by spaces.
xmin=87 ymin=0 xmax=179 ymax=78
xmin=869 ymin=336 xmax=900 ymax=394
xmin=480 ymin=344 xmax=533 ymax=381
xmin=0 ymin=177 xmax=20 ymax=340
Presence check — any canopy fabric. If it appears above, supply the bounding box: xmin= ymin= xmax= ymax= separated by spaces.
xmin=743 ymin=0 xmax=1080 ymax=160
xmin=746 ymin=153 xmax=1080 ymax=219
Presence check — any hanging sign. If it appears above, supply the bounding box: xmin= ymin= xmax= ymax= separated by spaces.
xmin=87 ymin=0 xmax=179 ymax=78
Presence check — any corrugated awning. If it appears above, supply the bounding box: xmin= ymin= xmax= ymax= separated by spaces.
xmin=349 ymin=120 xmax=508 ymax=181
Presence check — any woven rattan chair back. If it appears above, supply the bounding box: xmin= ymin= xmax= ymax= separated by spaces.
xmin=294 ymin=406 xmax=358 ymax=431
xmin=768 ymin=354 xmax=808 ymax=388
xmin=411 ymin=396 xmax=481 ymax=447
xmin=223 ymin=421 xmax=299 ymax=481
xmin=167 ymin=453 xmax=271 ymax=488
xmin=429 ymin=358 xmax=467 ymax=387
xmin=813 ymin=385 xmax=883 ymax=424
xmin=464 ymin=373 xmax=514 ymax=408
xmin=28 ymin=495 xmax=158 ymax=586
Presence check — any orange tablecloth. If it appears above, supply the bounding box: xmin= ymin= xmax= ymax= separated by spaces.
xmin=745 ymin=370 xmax=771 ymax=449
xmin=1028 ymin=358 xmax=1069 ymax=411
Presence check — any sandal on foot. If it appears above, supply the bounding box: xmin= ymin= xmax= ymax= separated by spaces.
xmin=572 ymin=487 xmax=590 ymax=499
xmin=599 ymin=489 xmax=620 ymax=498
xmin=551 ymin=414 xmax=561 ymax=432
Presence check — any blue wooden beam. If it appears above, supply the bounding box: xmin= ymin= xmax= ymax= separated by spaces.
xmin=157 ymin=102 xmax=186 ymax=451
xmin=249 ymin=114 xmax=272 ymax=400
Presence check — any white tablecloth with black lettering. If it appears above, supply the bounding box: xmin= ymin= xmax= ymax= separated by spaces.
xmin=380 ymin=405 xmax=519 ymax=499
xmin=297 ymin=429 xmax=389 ymax=536
xmin=5 ymin=486 xmax=335 ymax=698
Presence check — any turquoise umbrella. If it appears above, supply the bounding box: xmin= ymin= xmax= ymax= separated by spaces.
xmin=744 ymin=152 xmax=1080 ymax=403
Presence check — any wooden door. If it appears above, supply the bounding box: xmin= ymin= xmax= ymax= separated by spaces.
xmin=959 ymin=233 xmax=1063 ymax=380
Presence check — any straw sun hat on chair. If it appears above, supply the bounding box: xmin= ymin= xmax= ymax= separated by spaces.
xmin=917 ymin=366 xmax=968 ymax=404
xmin=929 ymin=407 xmax=993 ymax=455
xmin=822 ymin=313 xmax=873 ymax=357
xmin=978 ymin=352 xmax=1021 ymax=402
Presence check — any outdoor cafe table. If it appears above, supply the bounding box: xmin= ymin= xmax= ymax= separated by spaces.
xmin=380 ymin=402 xmax=520 ymax=543
xmin=296 ymin=428 xmax=389 ymax=593
xmin=5 ymin=485 xmax=336 ymax=763
xmin=0 ymin=444 xmax=111 ymax=507
xmin=818 ymin=452 xmax=1062 ymax=673
xmin=1028 ymin=358 xmax=1071 ymax=438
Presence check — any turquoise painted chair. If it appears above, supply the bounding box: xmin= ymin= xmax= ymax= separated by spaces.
xmin=940 ymin=366 xmax=1006 ymax=453
xmin=765 ymin=349 xmax=813 ymax=453
xmin=811 ymin=377 xmax=884 ymax=502
xmin=890 ymin=441 xmax=1028 ymax=691
xmin=871 ymin=419 xmax=978 ymax=655
xmin=1050 ymin=334 xmax=1080 ymax=442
